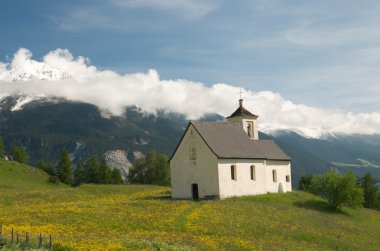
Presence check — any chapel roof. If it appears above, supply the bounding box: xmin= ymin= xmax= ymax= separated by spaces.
xmin=186 ymin=121 xmax=291 ymax=160
xmin=226 ymin=99 xmax=258 ymax=119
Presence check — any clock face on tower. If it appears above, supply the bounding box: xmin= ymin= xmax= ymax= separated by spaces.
xmin=189 ymin=144 xmax=197 ymax=160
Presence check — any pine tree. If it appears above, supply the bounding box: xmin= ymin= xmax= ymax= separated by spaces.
xmin=361 ymin=172 xmax=379 ymax=209
xmin=99 ymin=160 xmax=112 ymax=184
xmin=84 ymin=156 xmax=101 ymax=183
xmin=56 ymin=149 xmax=72 ymax=184
xmin=111 ymin=168 xmax=124 ymax=184
xmin=73 ymin=162 xmax=85 ymax=186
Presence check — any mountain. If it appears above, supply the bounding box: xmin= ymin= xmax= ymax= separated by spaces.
xmin=1 ymin=63 xmax=380 ymax=185
xmin=0 ymin=59 xmax=71 ymax=81
xmin=1 ymin=95 xmax=380 ymax=186
xmin=261 ymin=130 xmax=380 ymax=184
xmin=0 ymin=96 xmax=190 ymax=179
xmin=261 ymin=126 xmax=339 ymax=140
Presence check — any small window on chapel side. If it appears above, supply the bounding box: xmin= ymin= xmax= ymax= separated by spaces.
xmin=231 ymin=165 xmax=237 ymax=181
xmin=286 ymin=175 xmax=290 ymax=182
xmin=250 ymin=165 xmax=255 ymax=180
xmin=189 ymin=144 xmax=196 ymax=160
xmin=272 ymin=169 xmax=277 ymax=182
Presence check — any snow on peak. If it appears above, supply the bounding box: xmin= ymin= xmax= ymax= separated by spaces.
xmin=260 ymin=125 xmax=338 ymax=139
xmin=0 ymin=59 xmax=71 ymax=81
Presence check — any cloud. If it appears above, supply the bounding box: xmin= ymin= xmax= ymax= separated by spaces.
xmin=1 ymin=48 xmax=380 ymax=135
xmin=113 ymin=0 xmax=217 ymax=18
xmin=0 ymin=62 xmax=6 ymax=74
xmin=11 ymin=48 xmax=33 ymax=68
xmin=51 ymin=0 xmax=216 ymax=31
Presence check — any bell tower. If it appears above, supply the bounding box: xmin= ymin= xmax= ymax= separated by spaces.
xmin=226 ymin=99 xmax=259 ymax=140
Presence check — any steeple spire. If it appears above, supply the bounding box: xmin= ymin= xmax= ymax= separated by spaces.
xmin=226 ymin=94 xmax=259 ymax=140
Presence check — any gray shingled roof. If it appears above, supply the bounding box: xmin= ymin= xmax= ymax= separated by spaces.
xmin=226 ymin=106 xmax=258 ymax=118
xmin=226 ymin=99 xmax=258 ymax=118
xmin=190 ymin=121 xmax=291 ymax=160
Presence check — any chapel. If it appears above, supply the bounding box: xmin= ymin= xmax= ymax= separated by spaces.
xmin=170 ymin=99 xmax=292 ymax=199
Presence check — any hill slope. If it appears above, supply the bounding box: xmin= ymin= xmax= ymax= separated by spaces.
xmin=0 ymin=159 xmax=379 ymax=250
xmin=0 ymin=158 xmax=50 ymax=190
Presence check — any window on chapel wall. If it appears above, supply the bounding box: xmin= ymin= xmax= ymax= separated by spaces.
xmin=231 ymin=165 xmax=237 ymax=181
xmin=189 ymin=144 xmax=196 ymax=160
xmin=272 ymin=169 xmax=277 ymax=182
xmin=286 ymin=175 xmax=290 ymax=182
xmin=250 ymin=165 xmax=255 ymax=180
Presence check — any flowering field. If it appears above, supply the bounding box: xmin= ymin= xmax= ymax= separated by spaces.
xmin=1 ymin=160 xmax=380 ymax=250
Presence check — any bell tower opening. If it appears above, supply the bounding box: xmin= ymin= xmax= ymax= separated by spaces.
xmin=226 ymin=99 xmax=259 ymax=140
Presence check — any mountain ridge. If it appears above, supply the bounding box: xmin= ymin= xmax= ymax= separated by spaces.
xmin=1 ymin=96 xmax=380 ymax=186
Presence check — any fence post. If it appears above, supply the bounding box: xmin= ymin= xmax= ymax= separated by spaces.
xmin=38 ymin=233 xmax=42 ymax=248
xmin=0 ymin=224 xmax=2 ymax=237
xmin=11 ymin=228 xmax=14 ymax=244
xmin=25 ymin=232 xmax=29 ymax=248
xmin=16 ymin=233 xmax=19 ymax=244
xmin=49 ymin=234 xmax=52 ymax=250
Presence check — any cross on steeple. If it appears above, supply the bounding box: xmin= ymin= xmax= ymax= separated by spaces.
xmin=238 ymin=88 xmax=243 ymax=108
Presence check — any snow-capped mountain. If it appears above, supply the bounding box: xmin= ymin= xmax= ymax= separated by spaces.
xmin=260 ymin=125 xmax=339 ymax=140
xmin=0 ymin=59 xmax=71 ymax=81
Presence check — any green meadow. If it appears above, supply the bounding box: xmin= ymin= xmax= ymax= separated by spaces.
xmin=0 ymin=159 xmax=379 ymax=250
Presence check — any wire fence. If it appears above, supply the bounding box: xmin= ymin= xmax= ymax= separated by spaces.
xmin=0 ymin=224 xmax=53 ymax=250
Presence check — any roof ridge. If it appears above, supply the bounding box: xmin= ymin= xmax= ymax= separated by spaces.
xmin=190 ymin=120 xmax=229 ymax=124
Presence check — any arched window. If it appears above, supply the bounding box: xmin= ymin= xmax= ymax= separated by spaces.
xmin=272 ymin=169 xmax=277 ymax=182
xmin=231 ymin=165 xmax=237 ymax=181
xmin=247 ymin=122 xmax=254 ymax=138
xmin=189 ymin=144 xmax=196 ymax=160
xmin=250 ymin=165 xmax=255 ymax=180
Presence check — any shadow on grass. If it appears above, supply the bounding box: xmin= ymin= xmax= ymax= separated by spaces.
xmin=142 ymin=195 xmax=173 ymax=201
xmin=139 ymin=190 xmax=173 ymax=201
xmin=293 ymin=200 xmax=348 ymax=215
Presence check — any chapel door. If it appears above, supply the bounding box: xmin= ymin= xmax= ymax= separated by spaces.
xmin=192 ymin=183 xmax=199 ymax=200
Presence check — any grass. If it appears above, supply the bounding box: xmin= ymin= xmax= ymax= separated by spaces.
xmin=1 ymin=159 xmax=380 ymax=250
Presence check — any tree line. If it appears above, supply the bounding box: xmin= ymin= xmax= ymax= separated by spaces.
xmin=1 ymin=136 xmax=170 ymax=187
xmin=37 ymin=150 xmax=124 ymax=186
xmin=299 ymin=171 xmax=380 ymax=211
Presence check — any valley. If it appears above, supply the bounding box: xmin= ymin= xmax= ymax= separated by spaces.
xmin=1 ymin=159 xmax=380 ymax=250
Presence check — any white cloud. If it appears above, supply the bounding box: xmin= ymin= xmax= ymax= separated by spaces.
xmin=52 ymin=0 xmax=216 ymax=31
xmin=11 ymin=48 xmax=33 ymax=68
xmin=1 ymin=48 xmax=380 ymax=135
xmin=113 ymin=0 xmax=216 ymax=18
xmin=0 ymin=62 xmax=7 ymax=74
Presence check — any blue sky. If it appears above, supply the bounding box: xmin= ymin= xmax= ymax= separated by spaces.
xmin=1 ymin=0 xmax=380 ymax=113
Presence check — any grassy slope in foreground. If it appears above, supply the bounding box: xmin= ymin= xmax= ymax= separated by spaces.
xmin=0 ymin=159 xmax=380 ymax=251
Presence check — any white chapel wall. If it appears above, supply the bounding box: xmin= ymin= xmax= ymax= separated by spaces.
xmin=170 ymin=124 xmax=219 ymax=199
xmin=265 ymin=160 xmax=292 ymax=193
xmin=217 ymin=159 xmax=268 ymax=199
